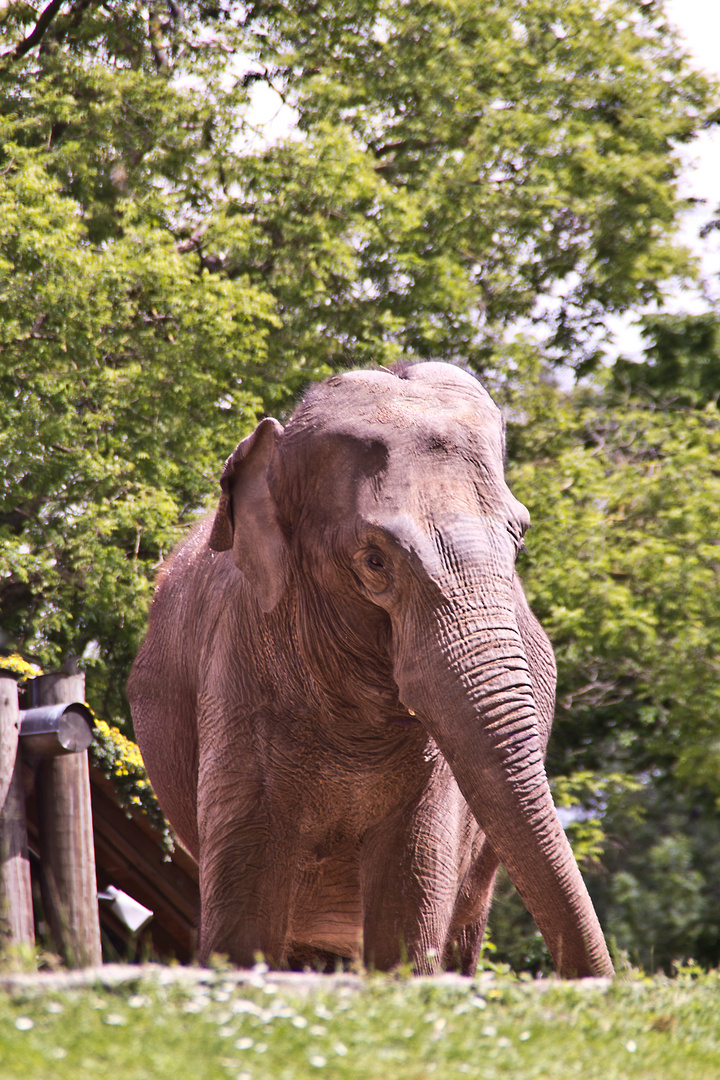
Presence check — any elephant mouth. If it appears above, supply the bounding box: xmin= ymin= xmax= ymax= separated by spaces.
xmin=386 ymin=707 xmax=422 ymax=726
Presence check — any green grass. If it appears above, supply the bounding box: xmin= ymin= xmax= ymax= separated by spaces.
xmin=1 ymin=966 xmax=719 ymax=1079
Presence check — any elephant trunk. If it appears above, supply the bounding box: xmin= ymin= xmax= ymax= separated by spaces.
xmin=392 ymin=546 xmax=613 ymax=978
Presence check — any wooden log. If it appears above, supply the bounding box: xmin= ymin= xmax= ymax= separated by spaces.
xmin=0 ymin=676 xmax=34 ymax=950
xmin=30 ymin=673 xmax=102 ymax=967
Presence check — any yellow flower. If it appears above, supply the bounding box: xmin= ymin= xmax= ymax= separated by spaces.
xmin=1 ymin=654 xmax=44 ymax=680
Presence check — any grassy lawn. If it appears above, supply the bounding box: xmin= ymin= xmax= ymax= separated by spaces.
xmin=1 ymin=965 xmax=718 ymax=1079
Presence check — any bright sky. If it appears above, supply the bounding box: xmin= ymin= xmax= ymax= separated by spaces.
xmin=665 ymin=0 xmax=720 ymax=81
xmin=662 ymin=0 xmax=720 ymax=299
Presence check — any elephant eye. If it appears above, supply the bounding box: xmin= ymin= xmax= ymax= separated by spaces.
xmin=352 ymin=546 xmax=393 ymax=595
xmin=365 ymin=550 xmax=386 ymax=571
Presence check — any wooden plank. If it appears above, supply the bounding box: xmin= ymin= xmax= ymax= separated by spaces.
xmin=88 ymin=766 xmax=198 ymax=882
xmin=0 ymin=677 xmax=34 ymax=950
xmin=89 ymin=785 xmax=198 ymax=955
xmin=25 ymin=757 xmax=200 ymax=962
xmin=20 ymin=679 xmax=200 ymax=963
xmin=89 ymin=773 xmax=198 ymax=914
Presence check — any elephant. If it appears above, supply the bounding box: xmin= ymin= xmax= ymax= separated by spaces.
xmin=128 ymin=360 xmax=613 ymax=978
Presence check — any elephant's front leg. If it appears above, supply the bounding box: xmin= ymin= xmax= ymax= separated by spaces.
xmin=444 ymin=838 xmax=500 ymax=974
xmin=360 ymin=758 xmax=487 ymax=974
xmin=198 ymin=839 xmax=250 ymax=964
xmin=198 ymin=812 xmax=291 ymax=966
xmin=197 ymin=736 xmax=294 ymax=967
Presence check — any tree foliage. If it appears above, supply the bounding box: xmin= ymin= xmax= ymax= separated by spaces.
xmin=510 ymin=384 xmax=720 ymax=785
xmin=0 ymin=1 xmax=283 ymax=715
xmin=240 ymin=0 xmax=710 ymax=368
xmin=0 ymin=155 xmax=273 ymax=715
xmin=613 ymin=312 xmax=720 ymax=407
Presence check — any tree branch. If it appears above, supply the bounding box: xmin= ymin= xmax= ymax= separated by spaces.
xmin=42 ymin=0 xmax=99 ymax=50
xmin=5 ymin=0 xmax=66 ymax=61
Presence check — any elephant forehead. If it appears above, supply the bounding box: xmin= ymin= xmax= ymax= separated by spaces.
xmin=332 ymin=361 xmax=498 ymax=409
xmin=283 ymin=413 xmax=505 ymax=497
xmin=354 ymin=449 xmax=516 ymax=525
xmin=278 ymin=429 xmax=511 ymax=535
xmin=292 ymin=364 xmax=500 ymax=436
xmin=277 ymin=368 xmax=508 ymax=523
xmin=291 ymin=387 xmax=502 ymax=459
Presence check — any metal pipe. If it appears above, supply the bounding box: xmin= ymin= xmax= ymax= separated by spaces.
xmin=19 ymin=703 xmax=94 ymax=757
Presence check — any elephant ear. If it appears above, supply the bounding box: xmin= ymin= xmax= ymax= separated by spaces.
xmin=209 ymin=417 xmax=287 ymax=612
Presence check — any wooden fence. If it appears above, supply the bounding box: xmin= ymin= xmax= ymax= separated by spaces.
xmin=0 ymin=671 xmax=199 ymax=966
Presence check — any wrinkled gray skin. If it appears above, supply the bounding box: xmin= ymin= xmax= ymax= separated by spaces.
xmin=128 ymin=362 xmax=613 ymax=978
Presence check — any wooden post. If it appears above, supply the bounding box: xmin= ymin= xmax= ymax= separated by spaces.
xmin=30 ymin=673 xmax=102 ymax=967
xmin=0 ymin=676 xmax=34 ymax=951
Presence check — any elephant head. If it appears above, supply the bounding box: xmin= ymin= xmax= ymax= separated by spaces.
xmin=209 ymin=361 xmax=613 ymax=978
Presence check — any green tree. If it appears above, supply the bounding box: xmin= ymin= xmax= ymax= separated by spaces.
xmin=0 ymin=144 xmax=274 ymax=718
xmin=237 ymin=0 xmax=713 ymax=370
xmin=0 ymin=2 xmax=284 ymax=717
xmin=593 ymin=784 xmax=720 ymax=971
xmin=510 ymin=384 xmax=720 ymax=789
